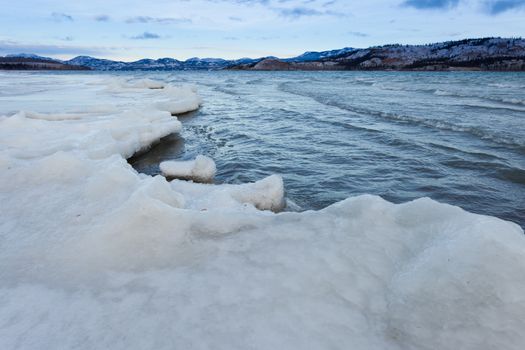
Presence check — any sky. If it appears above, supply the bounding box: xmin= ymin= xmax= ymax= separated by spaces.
xmin=0 ymin=0 xmax=524 ymax=61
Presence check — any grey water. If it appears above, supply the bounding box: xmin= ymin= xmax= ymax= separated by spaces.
xmin=126 ymin=71 xmax=524 ymax=228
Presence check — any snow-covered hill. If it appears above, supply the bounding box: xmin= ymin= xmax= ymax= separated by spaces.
xmin=284 ymin=47 xmax=355 ymax=62
xmin=232 ymin=38 xmax=525 ymax=71
xmin=5 ymin=53 xmax=61 ymax=62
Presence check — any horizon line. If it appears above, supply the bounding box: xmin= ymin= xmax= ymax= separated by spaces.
xmin=2 ymin=36 xmax=522 ymax=63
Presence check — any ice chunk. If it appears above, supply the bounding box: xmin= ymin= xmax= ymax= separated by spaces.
xmin=155 ymin=86 xmax=202 ymax=115
xmin=160 ymin=155 xmax=216 ymax=183
xmin=169 ymin=174 xmax=285 ymax=212
xmin=229 ymin=174 xmax=285 ymax=211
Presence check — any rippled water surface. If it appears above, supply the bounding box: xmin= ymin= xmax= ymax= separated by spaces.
xmin=129 ymin=71 xmax=525 ymax=228
xmin=4 ymin=70 xmax=525 ymax=228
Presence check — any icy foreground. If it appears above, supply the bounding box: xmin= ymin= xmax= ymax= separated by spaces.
xmin=0 ymin=73 xmax=524 ymax=350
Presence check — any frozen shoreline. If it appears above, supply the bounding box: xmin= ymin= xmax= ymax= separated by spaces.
xmin=1 ymin=73 xmax=524 ymax=350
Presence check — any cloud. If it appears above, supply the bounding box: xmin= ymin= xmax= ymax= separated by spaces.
xmin=0 ymin=40 xmax=107 ymax=56
xmin=402 ymin=0 xmax=459 ymax=9
xmin=130 ymin=32 xmax=161 ymax=40
xmin=125 ymin=16 xmax=191 ymax=25
xmin=275 ymin=6 xmax=344 ymax=19
xmin=231 ymin=0 xmax=270 ymax=4
xmin=94 ymin=15 xmax=110 ymax=22
xmin=485 ymin=0 xmax=525 ymax=14
xmin=401 ymin=0 xmax=525 ymax=13
xmin=51 ymin=12 xmax=74 ymax=22
xmin=277 ymin=7 xmax=323 ymax=18
xmin=244 ymin=35 xmax=279 ymax=40
xmin=348 ymin=31 xmax=369 ymax=37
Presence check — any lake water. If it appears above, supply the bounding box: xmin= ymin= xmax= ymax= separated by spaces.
xmin=2 ymin=70 xmax=524 ymax=228
xmin=129 ymin=71 xmax=525 ymax=228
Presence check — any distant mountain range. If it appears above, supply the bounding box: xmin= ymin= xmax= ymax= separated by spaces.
xmin=0 ymin=48 xmax=355 ymax=71
xmin=1 ymin=48 xmax=353 ymax=71
xmin=231 ymin=38 xmax=525 ymax=71
xmin=1 ymin=38 xmax=524 ymax=71
xmin=65 ymin=56 xmax=264 ymax=71
xmin=62 ymin=48 xmax=356 ymax=71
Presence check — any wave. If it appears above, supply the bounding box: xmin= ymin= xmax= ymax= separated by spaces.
xmin=487 ymin=83 xmax=525 ymax=89
xmin=213 ymin=86 xmax=249 ymax=96
xmin=245 ymin=78 xmax=264 ymax=85
xmin=499 ymin=97 xmax=525 ymax=106
xmin=345 ymin=81 xmax=525 ymax=109
xmin=434 ymin=89 xmax=525 ymax=106
xmin=426 ymin=142 xmax=503 ymax=161
xmin=434 ymin=89 xmax=454 ymax=96
xmin=352 ymin=78 xmax=375 ymax=86
xmin=444 ymin=159 xmax=525 ymax=185
xmin=459 ymin=102 xmax=525 ymax=112
xmin=375 ymin=112 xmax=525 ymax=149
xmin=278 ymin=83 xmax=525 ymax=151
xmin=497 ymin=168 xmax=525 ymax=185
xmin=371 ymin=82 xmax=436 ymax=94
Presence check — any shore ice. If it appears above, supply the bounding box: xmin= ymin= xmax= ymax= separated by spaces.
xmin=0 ymin=73 xmax=524 ymax=350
